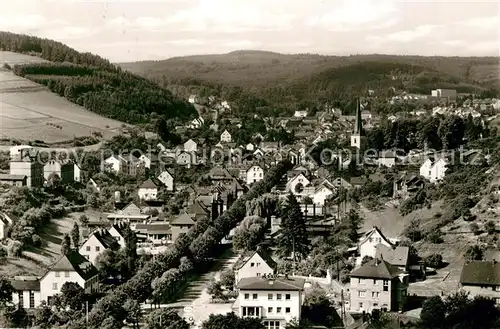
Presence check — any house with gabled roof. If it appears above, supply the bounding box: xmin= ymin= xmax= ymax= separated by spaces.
xmin=40 ymin=251 xmax=99 ymax=304
xmin=170 ymin=212 xmax=196 ymax=242
xmin=285 ymin=173 xmax=310 ymax=195
xmin=358 ymin=226 xmax=394 ymax=260
xmin=157 ymin=169 xmax=174 ymax=192
xmin=234 ymin=248 xmax=277 ymax=285
xmin=10 ymin=276 xmax=41 ymax=309
xmin=138 ymin=178 xmax=159 ymax=201
xmin=107 ymin=202 xmax=150 ymax=229
xmin=220 ymin=129 xmax=232 ymax=143
xmin=246 ymin=165 xmax=264 ymax=185
xmin=375 ymin=244 xmax=410 ymax=271
xmin=79 ymin=228 xmax=119 ymax=264
xmin=459 ymin=260 xmax=500 ymax=304
xmin=108 ymin=222 xmax=128 ymax=248
xmin=187 ymin=200 xmax=210 ymax=220
xmin=134 ymin=223 xmax=171 ymax=245
xmin=349 ymin=258 xmax=409 ymax=313
xmin=209 ymin=166 xmax=233 ymax=182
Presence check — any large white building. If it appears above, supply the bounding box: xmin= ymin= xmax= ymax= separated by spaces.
xmin=420 ymin=158 xmax=448 ymax=183
xmin=246 ymin=165 xmax=264 ymax=185
xmin=44 ymin=160 xmax=74 ymax=184
xmin=157 ymin=169 xmax=174 ymax=191
xmin=235 ymin=249 xmax=277 ymax=285
xmin=9 ymin=151 xmax=43 ymax=188
xmin=39 ymin=251 xmax=99 ymax=304
xmin=236 ymin=276 xmax=306 ymax=328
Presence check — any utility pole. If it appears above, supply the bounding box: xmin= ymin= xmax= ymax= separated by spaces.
xmin=86 ymin=300 xmax=89 ymax=322
xmin=292 ymin=235 xmax=296 ymax=276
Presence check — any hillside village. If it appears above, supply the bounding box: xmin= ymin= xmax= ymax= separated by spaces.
xmin=0 ymin=77 xmax=500 ymax=329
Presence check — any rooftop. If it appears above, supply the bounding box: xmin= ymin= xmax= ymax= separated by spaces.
xmin=460 ymin=260 xmax=500 ymax=286
xmin=49 ymin=250 xmax=99 ymax=281
xmin=237 ymin=276 xmax=305 ymax=291
xmin=349 ymin=259 xmax=402 ymax=279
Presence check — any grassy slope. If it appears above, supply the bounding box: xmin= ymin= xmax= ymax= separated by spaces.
xmin=120 ymin=50 xmax=500 ymax=89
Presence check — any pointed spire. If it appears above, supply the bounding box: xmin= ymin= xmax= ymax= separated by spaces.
xmin=353 ymin=98 xmax=363 ymax=135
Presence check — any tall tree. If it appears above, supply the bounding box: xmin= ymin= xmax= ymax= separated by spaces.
xmin=0 ymin=277 xmax=13 ymax=307
xmin=277 ymin=193 xmax=309 ymax=260
xmin=71 ymin=222 xmax=80 ymax=248
xmin=123 ymin=225 xmax=137 ymax=277
xmin=59 ymin=282 xmax=86 ymax=310
xmin=61 ymin=234 xmax=71 ymax=255
xmin=233 ymin=216 xmax=267 ymax=252
xmin=420 ymin=296 xmax=445 ymax=328
xmin=146 ymin=308 xmax=189 ymax=329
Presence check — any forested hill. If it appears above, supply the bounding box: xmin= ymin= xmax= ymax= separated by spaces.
xmin=0 ymin=32 xmax=196 ymax=124
xmin=120 ymin=50 xmax=500 ymax=116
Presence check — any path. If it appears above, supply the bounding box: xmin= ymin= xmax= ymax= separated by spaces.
xmin=141 ymin=249 xmax=240 ymax=328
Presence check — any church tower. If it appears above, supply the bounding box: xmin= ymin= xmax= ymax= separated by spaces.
xmin=350 ymin=99 xmax=365 ymax=149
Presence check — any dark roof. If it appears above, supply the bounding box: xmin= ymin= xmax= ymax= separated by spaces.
xmin=170 ymin=212 xmax=195 ymax=226
xmin=10 ymin=277 xmax=40 ymax=291
xmin=111 ymin=222 xmax=128 ymax=237
xmin=140 ymin=178 xmax=158 ymax=189
xmin=235 ymin=248 xmax=277 ymax=270
xmin=349 ymin=259 xmax=402 ymax=279
xmin=375 ymin=245 xmax=409 ymax=267
xmin=49 ymin=251 xmax=99 ymax=281
xmin=237 ymin=277 xmax=305 ymax=291
xmin=460 ymin=260 xmax=500 ymax=286
xmin=92 ymin=229 xmax=119 ymax=249
xmin=135 ymin=223 xmax=171 ymax=234
xmin=187 ymin=200 xmax=209 ymax=216
xmin=0 ymin=174 xmax=26 ymax=181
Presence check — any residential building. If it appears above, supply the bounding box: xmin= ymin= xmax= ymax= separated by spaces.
xmin=107 ymin=202 xmax=150 ymax=230
xmin=44 ymin=160 xmax=74 ymax=184
xmin=294 ymin=110 xmax=308 ymax=117
xmin=459 ymin=260 xmax=500 ymax=305
xmin=169 ymin=212 xmax=196 ymax=242
xmin=350 ymin=100 xmax=365 ymax=150
xmin=246 ymin=165 xmax=264 ymax=185
xmin=235 ymin=249 xmax=277 ymax=284
xmin=10 ymin=276 xmax=41 ymax=309
xmin=377 ymin=151 xmax=396 ymax=168
xmin=157 ymin=169 xmax=174 ymax=191
xmin=103 ymin=154 xmax=141 ymax=176
xmin=188 ymin=117 xmax=204 ymax=129
xmin=177 ymin=151 xmax=196 ymax=167
xmin=79 ymin=229 xmax=119 ymax=264
xmin=138 ymin=154 xmax=158 ymax=169
xmin=74 ymin=163 xmax=81 ymax=183
xmin=311 ymin=184 xmax=334 ymax=206
xmin=134 ymin=223 xmax=171 ymax=245
xmin=9 ymin=151 xmax=43 ymax=187
xmin=349 ymin=258 xmax=409 ymax=313
xmin=236 ymin=276 xmax=306 ymax=328
xmin=358 ymin=227 xmax=393 ymax=260
xmin=0 ymin=214 xmax=11 ymax=240
xmin=138 ymin=178 xmax=159 ymax=201
xmin=375 ymin=245 xmax=410 ymax=272
xmin=0 ymin=174 xmax=27 ymax=187
xmin=221 ymin=130 xmax=232 ymax=143
xmin=393 ymin=174 xmax=425 ymax=200
xmin=431 ymin=89 xmax=457 ymax=101
xmin=40 ymin=251 xmax=99 ymax=304
xmin=285 ymin=173 xmax=310 ymax=195
xmin=108 ymin=222 xmax=128 ymax=248
xmin=420 ymin=158 xmax=448 ymax=183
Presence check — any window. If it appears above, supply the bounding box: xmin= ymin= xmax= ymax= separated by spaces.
xmin=242 ymin=306 xmax=260 ymax=318
xmin=65 ymin=271 xmax=70 ymax=278
xmin=268 ymin=294 xmax=273 ymax=300
xmin=277 ymin=307 xmax=282 ymax=313
xmin=250 ymin=263 xmax=255 ymax=267
xmin=244 ymin=293 xmax=249 ymax=300
xmin=252 ymin=294 xmax=258 ymax=300
xmin=257 ymin=273 xmax=261 ymax=277
xmin=52 ymin=283 xmax=58 ymax=290
xmin=495 ymin=286 xmax=500 ymax=292
xmin=383 ymin=280 xmax=389 ymax=292
xmin=373 ymin=303 xmax=378 ymax=308
xmin=358 ymin=291 xmax=366 ymax=297
xmin=277 ymin=293 xmax=282 ymax=300
xmin=55 ymin=271 xmax=60 ymax=277
xmin=29 ymin=291 xmax=35 ymax=308
xmin=359 ymin=278 xmax=365 ymax=285
xmin=373 ymin=279 xmax=377 ymax=285
xmin=359 ymin=302 xmax=363 ymax=309
xmin=285 ymin=307 xmax=290 ymax=314
xmin=285 ymin=294 xmax=291 ymax=300
xmin=264 ymin=321 xmax=281 ymax=329
xmin=268 ymin=307 xmax=273 ymax=313
xmin=86 ymin=246 xmax=91 ymax=252
xmin=372 ymin=292 xmax=380 ymax=298
xmin=256 ymin=262 xmax=261 ymax=267
xmin=18 ymin=292 xmax=23 ymax=307
xmin=95 ymin=246 xmax=100 ymax=252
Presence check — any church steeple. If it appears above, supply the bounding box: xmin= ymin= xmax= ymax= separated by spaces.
xmin=353 ymin=98 xmax=363 ymax=135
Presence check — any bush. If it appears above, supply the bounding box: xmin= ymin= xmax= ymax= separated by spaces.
xmin=470 ymin=223 xmax=480 ymax=235
xmin=32 ymin=234 xmax=42 ymax=248
xmin=425 ymin=254 xmax=443 ymax=269
xmin=425 ymin=230 xmax=444 ymax=244
xmin=8 ymin=240 xmax=22 ymax=257
xmin=484 ymin=220 xmax=496 ymax=235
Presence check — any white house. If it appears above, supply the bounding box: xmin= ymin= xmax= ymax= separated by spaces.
xmin=420 ymin=158 xmax=448 ymax=183
xmin=293 ymin=110 xmax=308 ymax=118
xmin=377 ymin=151 xmax=396 ymax=168
xmin=11 ymin=276 xmax=41 ymax=309
xmin=79 ymin=229 xmax=119 ymax=265
xmin=103 ymin=155 xmax=125 ymax=173
xmin=0 ymin=212 xmax=15 ymax=240
xmin=108 ymin=222 xmax=128 ymax=248
xmin=235 ymin=249 xmax=277 ymax=285
xmin=157 ymin=169 xmax=174 ymax=191
xmin=138 ymin=178 xmax=159 ymax=201
xmin=236 ymin=276 xmax=306 ymax=327
xmin=74 ymin=163 xmax=81 ymax=183
xmin=188 ymin=117 xmax=204 ymax=129
xmin=312 ymin=184 xmax=334 ymax=206
xmin=358 ymin=227 xmax=393 ymax=260
xmin=221 ymin=130 xmax=232 ymax=143
xmin=40 ymin=251 xmax=99 ymax=304
xmin=138 ymin=154 xmax=158 ymax=169
xmin=285 ymin=173 xmax=310 ymax=195
xmin=246 ymin=143 xmax=255 ymax=152
xmin=184 ymin=139 xmax=198 ymax=153
xmin=246 ymin=165 xmax=264 ymax=185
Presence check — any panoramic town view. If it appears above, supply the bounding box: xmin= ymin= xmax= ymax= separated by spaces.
xmin=0 ymin=0 xmax=499 ymax=328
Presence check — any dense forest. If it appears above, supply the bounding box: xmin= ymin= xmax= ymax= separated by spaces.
xmin=0 ymin=32 xmax=196 ymax=124
xmin=121 ymin=50 xmax=500 ymax=117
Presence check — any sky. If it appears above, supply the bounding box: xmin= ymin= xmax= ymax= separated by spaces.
xmin=0 ymin=0 xmax=499 ymax=62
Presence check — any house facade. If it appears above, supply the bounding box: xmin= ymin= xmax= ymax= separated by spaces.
xmin=9 ymin=153 xmax=44 ymax=188
xmin=285 ymin=173 xmax=310 ymax=195
xmin=10 ymin=276 xmax=41 ymax=309
xmin=349 ymin=259 xmax=409 ymax=313
xmin=184 ymin=139 xmax=198 ymax=153
xmin=169 ymin=212 xmax=196 ymax=242
xmin=358 ymin=227 xmax=393 ymax=259
xmin=43 ymin=160 xmax=74 ymax=184
xmin=39 ymin=251 xmax=99 ymax=304
xmin=237 ymin=276 xmax=305 ymax=328
xmin=246 ymin=165 xmax=264 ymax=185
xmin=157 ymin=170 xmax=174 ymax=191
xmin=79 ymin=229 xmax=119 ymax=265
xmin=221 ymin=130 xmax=232 ymax=143
xmin=420 ymin=158 xmax=448 ymax=183
xmin=235 ymin=249 xmax=277 ymax=285
xmin=138 ymin=178 xmax=159 ymax=201
xmin=0 ymin=174 xmax=27 ymax=187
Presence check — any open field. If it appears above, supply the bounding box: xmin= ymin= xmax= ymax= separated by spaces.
xmin=0 ymin=51 xmax=127 ymax=144
xmin=0 ymin=214 xmax=76 ymax=277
